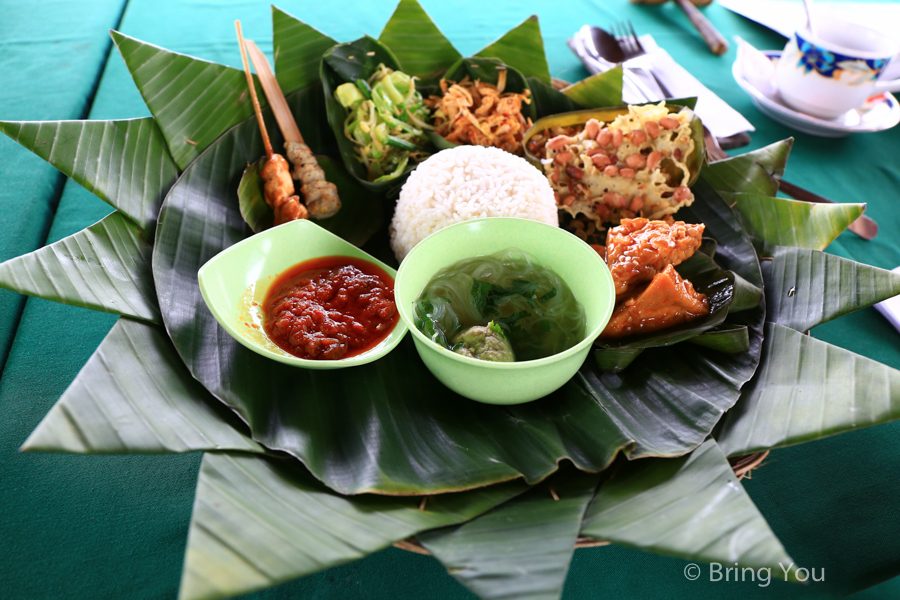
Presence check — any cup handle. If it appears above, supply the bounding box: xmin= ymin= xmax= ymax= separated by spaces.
xmin=874 ymin=77 xmax=900 ymax=93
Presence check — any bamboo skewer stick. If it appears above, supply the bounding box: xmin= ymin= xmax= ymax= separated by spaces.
xmin=240 ymin=36 xmax=341 ymax=219
xmin=235 ymin=21 xmax=273 ymax=160
xmin=244 ymin=40 xmax=304 ymax=145
xmin=235 ymin=20 xmax=307 ymax=224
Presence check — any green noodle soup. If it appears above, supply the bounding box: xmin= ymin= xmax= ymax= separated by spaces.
xmin=414 ymin=248 xmax=586 ymax=362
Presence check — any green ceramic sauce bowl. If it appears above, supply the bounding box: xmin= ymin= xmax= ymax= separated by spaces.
xmin=198 ymin=220 xmax=407 ymax=369
xmin=394 ymin=217 xmax=615 ymax=404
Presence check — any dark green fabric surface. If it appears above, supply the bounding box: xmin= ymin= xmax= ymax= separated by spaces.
xmin=0 ymin=0 xmax=127 ymax=373
xmin=1 ymin=1 xmax=899 ymax=599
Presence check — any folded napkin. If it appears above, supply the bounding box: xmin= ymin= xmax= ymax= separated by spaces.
xmin=875 ymin=267 xmax=900 ymax=335
xmin=626 ymin=35 xmax=755 ymax=138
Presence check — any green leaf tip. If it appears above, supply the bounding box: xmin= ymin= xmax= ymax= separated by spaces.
xmin=272 ymin=5 xmax=336 ymax=93
xmin=0 ymin=118 xmax=176 ymax=232
xmin=110 ymin=29 xmax=265 ymax=170
xmin=726 ymin=192 xmax=864 ymax=250
xmin=22 ymin=319 xmax=262 ymax=455
xmin=0 ymin=212 xmax=160 ymax=323
xmin=475 ymin=15 xmax=551 ymax=85
xmin=582 ymin=440 xmax=795 ymax=579
xmin=178 ymin=453 xmax=526 ymax=600
xmin=718 ymin=323 xmax=900 ymax=456
xmin=379 ymin=0 xmax=461 ymax=80
xmin=420 ymin=471 xmax=599 ymax=600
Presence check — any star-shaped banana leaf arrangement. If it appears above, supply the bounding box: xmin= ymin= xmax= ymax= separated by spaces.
xmin=2 ymin=2 xmax=900 ymax=600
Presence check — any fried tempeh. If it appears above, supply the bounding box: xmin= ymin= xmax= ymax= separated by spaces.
xmin=600 ymin=264 xmax=709 ymax=338
xmin=606 ymin=217 xmax=704 ymax=299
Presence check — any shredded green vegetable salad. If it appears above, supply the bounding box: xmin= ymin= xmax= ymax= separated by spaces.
xmin=334 ymin=64 xmax=432 ymax=183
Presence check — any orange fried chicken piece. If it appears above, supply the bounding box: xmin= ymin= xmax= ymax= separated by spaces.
xmin=600 ymin=265 xmax=709 ymax=338
xmin=606 ymin=217 xmax=704 ymax=299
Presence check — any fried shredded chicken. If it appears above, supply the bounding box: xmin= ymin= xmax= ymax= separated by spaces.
xmin=260 ymin=154 xmax=308 ymax=225
xmin=426 ymin=71 xmax=532 ymax=155
xmin=600 ymin=264 xmax=709 ymax=338
xmin=285 ymin=142 xmax=341 ymax=219
xmin=606 ymin=217 xmax=704 ymax=299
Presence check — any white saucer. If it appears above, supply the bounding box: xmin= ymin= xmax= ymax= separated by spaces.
xmin=732 ymin=51 xmax=900 ymax=137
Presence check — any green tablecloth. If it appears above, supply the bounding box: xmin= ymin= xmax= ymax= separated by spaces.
xmin=1 ymin=1 xmax=899 ymax=598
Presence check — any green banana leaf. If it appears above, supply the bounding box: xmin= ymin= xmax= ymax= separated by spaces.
xmin=702 ymin=139 xmax=793 ymax=197
xmin=725 ymin=192 xmax=864 ymax=250
xmin=762 ymin=244 xmax=900 ymax=333
xmin=475 ymin=15 xmax=551 ymax=86
xmin=559 ymin=69 xmax=624 ymax=109
xmin=0 ymin=117 xmax=177 ymax=233
xmin=0 ymin=212 xmax=159 ymax=323
xmin=320 ymin=35 xmax=420 ymax=192
xmin=152 ymin=99 xmax=769 ymax=494
xmin=717 ymin=323 xmax=900 ymax=457
xmin=22 ymin=318 xmax=261 ymax=454
xmin=179 ymin=452 xmax=528 ymax=600
xmin=688 ymin=324 xmax=751 ymax=353
xmin=527 ymin=77 xmax=584 ymax=117
xmin=378 ymin=0 xmax=461 ymax=81
xmin=730 ymin=270 xmax=764 ymax=312
xmin=419 ymin=471 xmax=599 ymax=600
xmin=581 ymin=440 xmax=797 ymax=580
xmin=111 ymin=30 xmax=265 ymax=170
xmin=237 ymin=154 xmax=383 ymax=245
xmin=271 ymin=6 xmax=336 ymax=95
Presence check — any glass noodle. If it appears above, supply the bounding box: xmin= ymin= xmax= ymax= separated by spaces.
xmin=415 ymin=248 xmax=586 ymax=361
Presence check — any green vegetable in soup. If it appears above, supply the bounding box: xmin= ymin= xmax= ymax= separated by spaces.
xmin=333 ymin=64 xmax=432 ymax=183
xmin=414 ymin=249 xmax=586 ymax=361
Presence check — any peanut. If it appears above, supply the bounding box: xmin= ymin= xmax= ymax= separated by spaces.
xmin=620 ymin=168 xmax=636 ymax=179
xmin=591 ymin=154 xmax=612 ymax=168
xmin=645 ymin=121 xmax=660 ymax=138
xmin=596 ymin=128 xmax=612 ymax=146
xmin=612 ymin=129 xmax=624 ymax=148
xmin=646 ymin=151 xmax=662 ymax=171
xmin=625 ymin=154 xmax=646 ymax=169
xmin=554 ymin=150 xmax=573 ymax=164
xmin=659 ymin=116 xmax=679 ymax=130
xmin=547 ymin=135 xmax=570 ymax=150
xmin=604 ymin=165 xmax=619 ymax=177
xmin=584 ymin=119 xmax=601 ymax=139
xmin=566 ymin=165 xmax=584 ymax=179
xmin=631 ymin=130 xmax=648 ymax=145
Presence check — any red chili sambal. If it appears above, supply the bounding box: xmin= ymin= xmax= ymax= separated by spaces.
xmin=263 ymin=256 xmax=398 ymax=360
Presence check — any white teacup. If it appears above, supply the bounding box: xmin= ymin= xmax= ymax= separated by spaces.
xmin=775 ymin=16 xmax=900 ymax=119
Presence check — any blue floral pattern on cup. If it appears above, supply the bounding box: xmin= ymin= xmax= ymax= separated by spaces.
xmin=795 ymin=33 xmax=888 ymax=85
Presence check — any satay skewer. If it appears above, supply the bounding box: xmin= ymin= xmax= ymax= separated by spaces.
xmin=235 ymin=20 xmax=307 ymax=224
xmin=244 ymin=40 xmax=341 ymax=219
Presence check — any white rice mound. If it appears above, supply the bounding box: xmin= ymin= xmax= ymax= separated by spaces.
xmin=389 ymin=146 xmax=559 ymax=262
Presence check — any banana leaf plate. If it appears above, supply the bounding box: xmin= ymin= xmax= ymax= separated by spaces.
xmin=2 ymin=2 xmax=900 ymax=600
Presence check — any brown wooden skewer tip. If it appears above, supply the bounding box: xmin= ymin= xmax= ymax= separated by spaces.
xmin=244 ymin=40 xmax=304 ymax=145
xmin=235 ymin=20 xmax=272 ymax=159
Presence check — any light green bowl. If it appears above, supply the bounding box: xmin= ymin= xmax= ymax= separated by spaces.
xmin=198 ymin=220 xmax=407 ymax=369
xmin=394 ymin=218 xmax=615 ymax=404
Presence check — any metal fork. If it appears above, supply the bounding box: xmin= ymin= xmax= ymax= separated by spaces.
xmin=613 ymin=21 xmax=646 ymax=62
xmin=613 ymin=21 xmax=674 ymax=99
